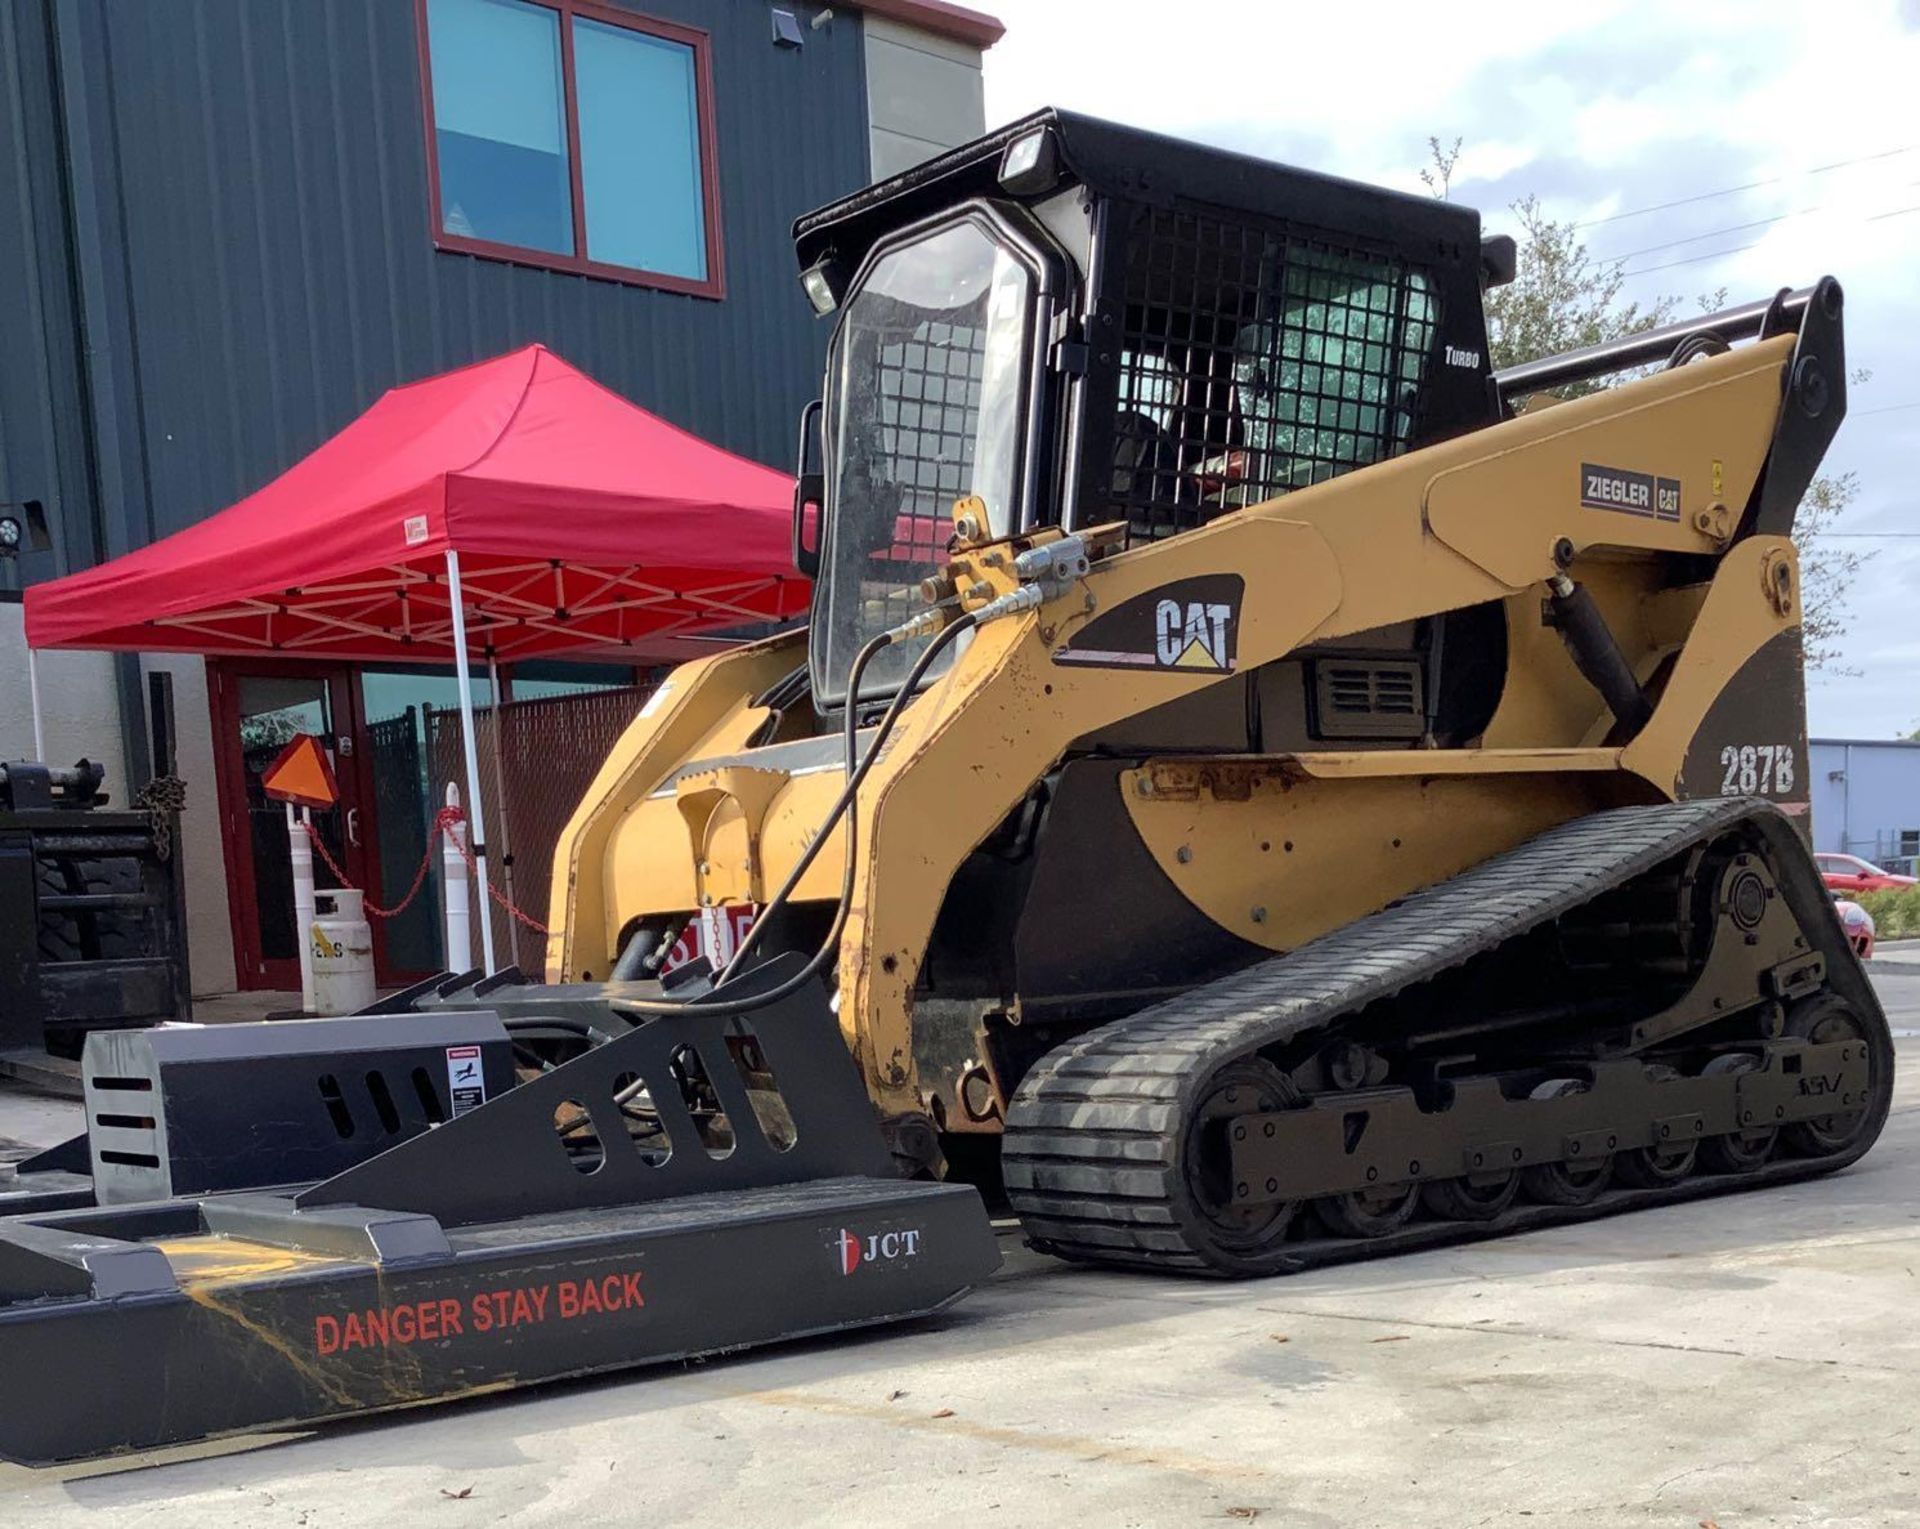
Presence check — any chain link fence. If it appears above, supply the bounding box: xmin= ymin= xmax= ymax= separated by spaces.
xmin=424 ymin=686 xmax=652 ymax=972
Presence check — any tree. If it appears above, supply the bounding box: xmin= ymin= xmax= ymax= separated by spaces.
xmin=1483 ymin=195 xmax=1680 ymax=391
xmin=239 ymin=711 xmax=301 ymax=757
xmin=1424 ymin=139 xmax=1865 ymax=671
xmin=1796 ymin=472 xmax=1866 ymax=675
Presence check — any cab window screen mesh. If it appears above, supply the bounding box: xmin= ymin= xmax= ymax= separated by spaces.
xmin=1112 ymin=207 xmax=1438 ymax=541
xmin=821 ymin=216 xmax=1028 ymax=701
xmin=874 ymin=313 xmax=986 ymax=565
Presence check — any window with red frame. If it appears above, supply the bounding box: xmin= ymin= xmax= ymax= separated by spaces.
xmin=418 ymin=0 xmax=722 ymax=295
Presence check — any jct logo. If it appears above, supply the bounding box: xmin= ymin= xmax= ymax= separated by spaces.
xmin=1154 ymin=600 xmax=1234 ymax=671
xmin=834 ymin=1226 xmax=922 ymax=1275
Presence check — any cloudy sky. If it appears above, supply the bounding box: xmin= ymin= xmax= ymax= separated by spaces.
xmin=979 ymin=0 xmax=1920 ymax=739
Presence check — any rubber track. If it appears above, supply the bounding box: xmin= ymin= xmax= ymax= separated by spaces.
xmin=1002 ymin=798 xmax=1894 ymax=1275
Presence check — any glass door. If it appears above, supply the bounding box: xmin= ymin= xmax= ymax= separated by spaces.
xmin=212 ymin=664 xmax=369 ymax=992
xmin=358 ymin=668 xmax=490 ymax=983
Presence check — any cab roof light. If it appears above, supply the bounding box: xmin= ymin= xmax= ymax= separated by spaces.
xmin=800 ymin=255 xmax=848 ymax=315
xmin=998 ymin=127 xmax=1063 ymax=197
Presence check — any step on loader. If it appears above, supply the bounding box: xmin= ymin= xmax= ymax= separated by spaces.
xmin=0 ymin=107 xmax=1888 ymax=1463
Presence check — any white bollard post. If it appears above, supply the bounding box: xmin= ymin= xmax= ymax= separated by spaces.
xmin=288 ymin=802 xmax=317 ymax=1014
xmin=26 ymin=649 xmax=45 ymax=763
xmin=443 ymin=782 xmax=473 ymax=973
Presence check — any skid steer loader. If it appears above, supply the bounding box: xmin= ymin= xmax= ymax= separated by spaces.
xmin=0 ymin=108 xmax=1886 ymax=1464
xmin=547 ymin=108 xmax=1885 ymax=1268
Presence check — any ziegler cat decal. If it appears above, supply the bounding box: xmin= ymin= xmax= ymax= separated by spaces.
xmin=1052 ymin=574 xmax=1244 ymax=674
xmin=1580 ymin=461 xmax=1682 ymax=523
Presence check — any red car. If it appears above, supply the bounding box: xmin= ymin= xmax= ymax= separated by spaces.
xmin=1814 ymin=852 xmax=1917 ymax=895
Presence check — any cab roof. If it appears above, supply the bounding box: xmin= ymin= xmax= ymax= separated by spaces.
xmin=793 ymin=107 xmax=1485 ymax=279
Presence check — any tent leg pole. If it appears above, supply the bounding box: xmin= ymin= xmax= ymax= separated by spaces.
xmin=445 ymin=549 xmax=497 ymax=976
xmin=26 ymin=648 xmax=45 ymax=762
xmin=486 ymin=653 xmax=517 ymax=972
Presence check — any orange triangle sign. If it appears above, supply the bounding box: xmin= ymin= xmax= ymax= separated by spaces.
xmin=261 ymin=733 xmax=340 ymax=809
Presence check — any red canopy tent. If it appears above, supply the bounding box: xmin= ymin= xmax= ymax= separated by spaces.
xmin=23 ymin=343 xmax=808 ymax=974
xmin=24 ymin=342 xmax=807 ymax=660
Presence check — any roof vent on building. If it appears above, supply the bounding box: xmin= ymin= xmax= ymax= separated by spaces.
xmin=772 ymin=8 xmax=806 ymax=46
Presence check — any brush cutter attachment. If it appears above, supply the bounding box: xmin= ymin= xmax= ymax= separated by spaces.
xmin=0 ymin=956 xmax=999 ymax=1464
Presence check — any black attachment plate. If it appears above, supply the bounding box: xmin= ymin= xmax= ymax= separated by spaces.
xmin=297 ymin=955 xmax=893 ymax=1227
xmin=81 ymin=1013 xmax=514 ymax=1205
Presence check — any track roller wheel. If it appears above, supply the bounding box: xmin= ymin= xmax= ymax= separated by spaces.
xmin=1176 ymin=1059 xmax=1301 ymax=1272
xmin=1318 ymin=1180 xmax=1420 ymax=1238
xmin=1782 ymin=992 xmax=1876 ymax=1158
xmin=1421 ymin=1170 xmax=1519 ymax=1222
xmin=1521 ymin=1078 xmax=1614 ymax=1205
xmin=1699 ymin=1053 xmax=1777 ymax=1173
xmin=1616 ymin=1064 xmax=1699 ymax=1188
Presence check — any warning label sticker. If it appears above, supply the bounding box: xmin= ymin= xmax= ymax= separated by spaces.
xmin=312 ymin=1269 xmax=645 ymax=1355
xmin=445 ymin=1044 xmax=486 ymax=1117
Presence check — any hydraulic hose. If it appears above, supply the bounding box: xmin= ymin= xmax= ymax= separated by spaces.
xmin=501 ymin=1015 xmax=618 ymax=1043
xmin=602 ymin=610 xmax=978 ymax=1028
xmin=716 ymin=630 xmax=887 ymax=985
xmin=1545 ymin=574 xmax=1653 ymax=734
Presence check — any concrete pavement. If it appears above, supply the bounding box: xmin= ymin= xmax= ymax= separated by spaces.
xmin=2 ymin=972 xmax=1918 ymax=1527
xmin=1874 ymin=939 xmax=1920 ymax=975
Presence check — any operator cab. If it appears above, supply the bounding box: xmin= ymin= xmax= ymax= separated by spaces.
xmin=792 ymin=108 xmax=1507 ymax=709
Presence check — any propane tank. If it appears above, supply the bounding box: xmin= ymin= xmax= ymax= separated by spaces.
xmin=310 ymin=888 xmax=376 ymax=1016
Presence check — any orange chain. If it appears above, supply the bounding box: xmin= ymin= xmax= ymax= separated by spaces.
xmin=300 ymin=806 xmax=549 ymax=934
xmin=442 ymin=820 xmax=551 ymax=935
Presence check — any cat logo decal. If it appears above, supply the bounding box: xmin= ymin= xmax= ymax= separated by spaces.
xmin=1053 ymin=575 xmax=1243 ymax=674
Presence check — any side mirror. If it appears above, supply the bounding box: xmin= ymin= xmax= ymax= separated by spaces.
xmin=792 ymin=399 xmax=823 ymax=578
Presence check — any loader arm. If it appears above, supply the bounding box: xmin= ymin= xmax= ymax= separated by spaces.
xmin=545 ymin=631 xmax=806 ymax=982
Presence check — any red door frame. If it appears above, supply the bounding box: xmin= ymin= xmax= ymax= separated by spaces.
xmin=209 ymin=659 xmax=392 ymax=991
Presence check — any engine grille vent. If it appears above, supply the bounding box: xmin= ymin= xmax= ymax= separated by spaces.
xmin=1311 ymin=658 xmax=1426 ymax=740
